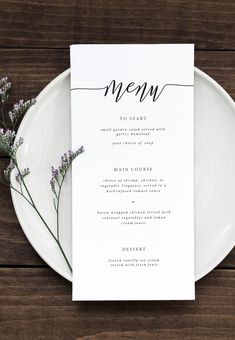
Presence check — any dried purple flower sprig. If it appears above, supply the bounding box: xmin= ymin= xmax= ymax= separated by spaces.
xmin=0 ymin=77 xmax=11 ymax=128
xmin=9 ymin=98 xmax=36 ymax=129
xmin=0 ymin=76 xmax=84 ymax=273
xmin=50 ymin=148 xmax=84 ymax=197
xmin=50 ymin=147 xmax=84 ymax=242
xmin=0 ymin=77 xmax=11 ymax=102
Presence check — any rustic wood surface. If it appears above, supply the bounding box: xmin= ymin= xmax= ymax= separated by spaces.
xmin=0 ymin=1 xmax=234 ymax=339
xmin=0 ymin=269 xmax=234 ymax=340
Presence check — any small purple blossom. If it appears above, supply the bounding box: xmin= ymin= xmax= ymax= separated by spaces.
xmin=0 ymin=128 xmax=16 ymax=155
xmin=51 ymin=166 xmax=59 ymax=179
xmin=0 ymin=77 xmax=11 ymax=102
xmin=1 ymin=161 xmax=15 ymax=183
xmin=8 ymin=98 xmax=36 ymax=125
xmin=0 ymin=128 xmax=23 ymax=157
xmin=50 ymin=147 xmax=84 ymax=196
xmin=16 ymin=168 xmax=30 ymax=185
xmin=0 ymin=77 xmax=8 ymax=85
xmin=11 ymin=137 xmax=23 ymax=156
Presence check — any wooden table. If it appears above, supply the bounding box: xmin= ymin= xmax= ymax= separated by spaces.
xmin=0 ymin=1 xmax=234 ymax=339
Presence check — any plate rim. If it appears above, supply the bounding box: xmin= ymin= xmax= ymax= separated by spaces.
xmin=11 ymin=67 xmax=235 ymax=282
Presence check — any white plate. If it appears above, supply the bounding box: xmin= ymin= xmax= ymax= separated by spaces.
xmin=11 ymin=68 xmax=235 ymax=282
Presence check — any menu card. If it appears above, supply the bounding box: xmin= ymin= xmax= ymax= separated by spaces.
xmin=70 ymin=44 xmax=195 ymax=301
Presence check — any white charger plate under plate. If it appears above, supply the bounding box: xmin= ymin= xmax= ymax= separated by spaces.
xmin=11 ymin=68 xmax=235 ymax=282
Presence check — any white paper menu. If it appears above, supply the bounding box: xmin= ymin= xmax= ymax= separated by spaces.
xmin=71 ymin=44 xmax=195 ymax=301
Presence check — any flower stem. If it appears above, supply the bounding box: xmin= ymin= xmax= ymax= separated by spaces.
xmin=54 ymin=165 xmax=69 ymax=241
xmin=56 ymin=173 xmax=66 ymax=241
xmin=56 ymin=239 xmax=72 ymax=272
xmin=13 ymin=160 xmax=72 ymax=273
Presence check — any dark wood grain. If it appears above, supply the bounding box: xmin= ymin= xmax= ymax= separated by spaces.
xmin=0 ymin=0 xmax=234 ymax=49
xmin=0 ymin=48 xmax=234 ymax=116
xmin=0 ymin=268 xmax=234 ymax=340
